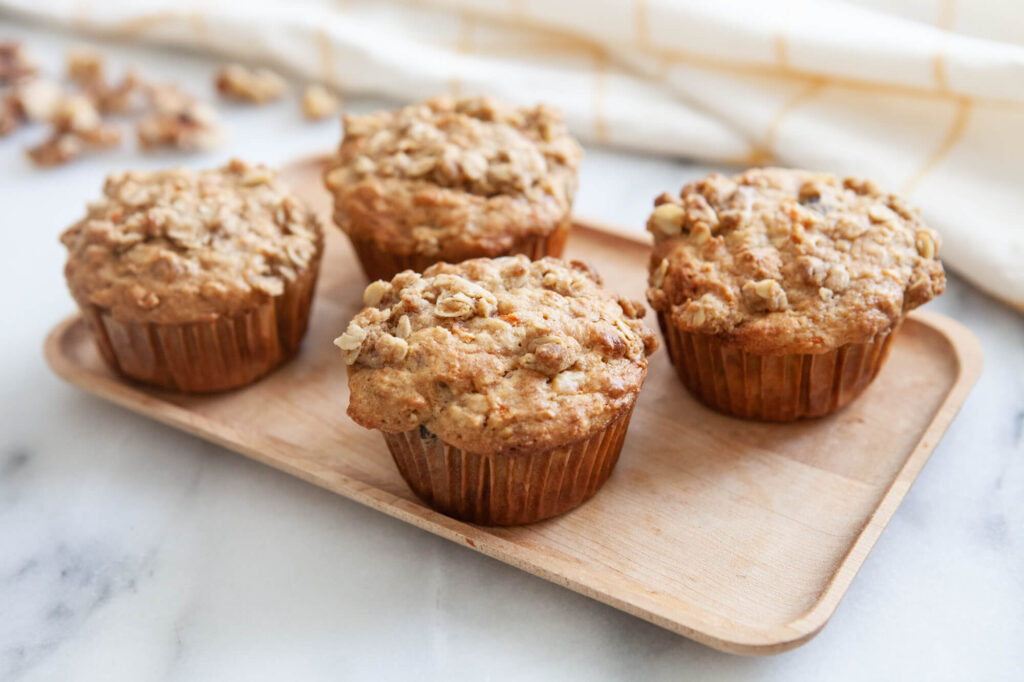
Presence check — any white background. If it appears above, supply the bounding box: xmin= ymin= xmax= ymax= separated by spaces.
xmin=2 ymin=20 xmax=1022 ymax=682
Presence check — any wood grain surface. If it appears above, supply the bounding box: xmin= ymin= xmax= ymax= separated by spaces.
xmin=42 ymin=157 xmax=983 ymax=655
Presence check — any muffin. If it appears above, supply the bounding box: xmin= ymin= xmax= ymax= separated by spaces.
xmin=646 ymin=168 xmax=945 ymax=421
xmin=323 ymin=96 xmax=583 ymax=280
xmin=336 ymin=256 xmax=657 ymax=525
xmin=61 ymin=159 xmax=323 ymax=392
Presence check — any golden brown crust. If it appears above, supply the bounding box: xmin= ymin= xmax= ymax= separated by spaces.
xmin=339 ymin=256 xmax=657 ymax=454
xmin=646 ymin=168 xmax=946 ymax=355
xmin=61 ymin=159 xmax=323 ymax=324
xmin=323 ymin=96 xmax=582 ymax=261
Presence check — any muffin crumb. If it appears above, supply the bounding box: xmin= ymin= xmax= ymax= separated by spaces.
xmin=646 ymin=168 xmax=945 ymax=353
xmin=341 ymin=255 xmax=655 ymax=454
xmin=61 ymin=160 xmax=321 ymax=323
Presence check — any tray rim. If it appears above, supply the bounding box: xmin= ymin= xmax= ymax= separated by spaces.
xmin=42 ymin=219 xmax=984 ymax=655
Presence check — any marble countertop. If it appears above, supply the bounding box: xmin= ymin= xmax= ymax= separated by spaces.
xmin=2 ymin=21 xmax=1022 ymax=682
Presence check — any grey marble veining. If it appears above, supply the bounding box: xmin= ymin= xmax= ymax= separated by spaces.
xmin=1 ymin=21 xmax=1022 ymax=682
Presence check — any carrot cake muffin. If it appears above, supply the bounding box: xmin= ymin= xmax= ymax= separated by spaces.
xmin=337 ymin=255 xmax=657 ymax=525
xmin=646 ymin=168 xmax=945 ymax=421
xmin=61 ymin=159 xmax=323 ymax=392
xmin=323 ymin=95 xmax=583 ymax=280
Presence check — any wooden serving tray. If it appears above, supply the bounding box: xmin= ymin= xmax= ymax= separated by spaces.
xmin=44 ymin=159 xmax=983 ymax=655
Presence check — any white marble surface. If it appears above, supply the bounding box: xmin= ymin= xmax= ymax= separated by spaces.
xmin=2 ymin=21 xmax=1023 ymax=682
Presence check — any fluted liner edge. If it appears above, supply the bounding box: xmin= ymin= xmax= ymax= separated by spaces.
xmin=382 ymin=401 xmax=636 ymax=526
xmin=657 ymin=312 xmax=899 ymax=421
xmin=79 ymin=262 xmax=320 ymax=393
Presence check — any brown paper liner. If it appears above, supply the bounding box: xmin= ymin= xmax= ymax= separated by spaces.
xmin=80 ymin=264 xmax=320 ymax=393
xmin=382 ymin=401 xmax=636 ymax=526
xmin=347 ymin=221 xmax=570 ymax=281
xmin=658 ymin=312 xmax=899 ymax=421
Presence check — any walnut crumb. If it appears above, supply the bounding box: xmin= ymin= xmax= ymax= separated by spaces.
xmin=138 ymin=84 xmax=221 ymax=151
xmin=301 ymin=84 xmax=340 ymax=120
xmin=215 ymin=64 xmax=287 ymax=104
xmin=0 ymin=42 xmax=37 ymax=85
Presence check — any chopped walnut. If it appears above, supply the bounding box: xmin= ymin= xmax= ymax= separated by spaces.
xmin=215 ymin=64 xmax=287 ymax=104
xmin=26 ymin=93 xmax=122 ymax=166
xmin=301 ymin=84 xmax=340 ymax=120
xmin=67 ymin=49 xmax=104 ymax=85
xmin=137 ymin=84 xmax=221 ymax=151
xmin=14 ymin=78 xmax=62 ymax=122
xmin=0 ymin=94 xmax=22 ymax=136
xmin=53 ymin=94 xmax=101 ymax=132
xmin=27 ymin=133 xmax=83 ymax=166
xmin=93 ymin=70 xmax=146 ymax=115
xmin=0 ymin=42 xmax=37 ymax=85
xmin=66 ymin=48 xmax=146 ymax=114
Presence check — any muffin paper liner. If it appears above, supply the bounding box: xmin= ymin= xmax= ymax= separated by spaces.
xmin=80 ymin=264 xmax=320 ymax=393
xmin=346 ymin=221 xmax=570 ymax=281
xmin=658 ymin=312 xmax=899 ymax=421
xmin=382 ymin=400 xmax=636 ymax=526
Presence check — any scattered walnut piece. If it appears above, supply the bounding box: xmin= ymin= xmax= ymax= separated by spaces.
xmin=14 ymin=78 xmax=63 ymax=122
xmin=0 ymin=94 xmax=23 ymax=136
xmin=52 ymin=93 xmax=102 ymax=132
xmin=66 ymin=48 xmax=105 ymax=87
xmin=0 ymin=42 xmax=37 ymax=85
xmin=301 ymin=84 xmax=340 ymax=120
xmin=67 ymin=48 xmax=146 ymax=114
xmin=215 ymin=63 xmax=287 ymax=104
xmin=98 ymin=70 xmax=146 ymax=114
xmin=137 ymin=84 xmax=222 ymax=151
xmin=27 ymin=133 xmax=83 ymax=166
xmin=26 ymin=93 xmax=122 ymax=166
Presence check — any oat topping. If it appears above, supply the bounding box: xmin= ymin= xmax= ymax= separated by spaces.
xmin=339 ymin=255 xmax=656 ymax=453
xmin=215 ymin=63 xmax=287 ymax=104
xmin=327 ymin=96 xmax=580 ymax=200
xmin=61 ymin=160 xmax=322 ymax=323
xmin=300 ymin=84 xmax=340 ymax=120
xmin=646 ymin=168 xmax=946 ymax=353
xmin=323 ymin=96 xmax=582 ymax=257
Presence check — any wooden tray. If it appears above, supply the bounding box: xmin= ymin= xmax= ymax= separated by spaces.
xmin=44 ymin=158 xmax=983 ymax=655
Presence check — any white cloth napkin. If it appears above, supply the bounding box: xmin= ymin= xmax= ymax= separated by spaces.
xmin=5 ymin=0 xmax=1023 ymax=310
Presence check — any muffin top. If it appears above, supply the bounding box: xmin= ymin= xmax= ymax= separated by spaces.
xmin=61 ymin=159 xmax=322 ymax=324
xmin=338 ymin=256 xmax=657 ymax=454
xmin=646 ymin=168 xmax=946 ymax=354
xmin=323 ymin=96 xmax=583 ymax=258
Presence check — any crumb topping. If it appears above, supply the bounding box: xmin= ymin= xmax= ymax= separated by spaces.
xmin=339 ymin=256 xmax=656 ymax=454
xmin=61 ymin=160 xmax=322 ymax=323
xmin=323 ymin=96 xmax=582 ymax=257
xmin=646 ymin=168 xmax=946 ymax=354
